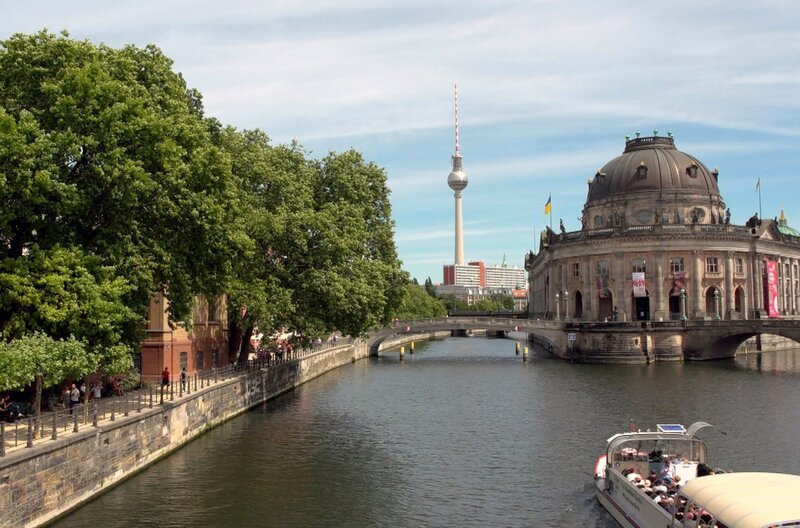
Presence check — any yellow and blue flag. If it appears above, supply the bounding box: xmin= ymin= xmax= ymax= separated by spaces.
xmin=544 ymin=195 xmax=551 ymax=215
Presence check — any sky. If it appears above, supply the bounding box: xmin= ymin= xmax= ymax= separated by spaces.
xmin=2 ymin=1 xmax=800 ymax=282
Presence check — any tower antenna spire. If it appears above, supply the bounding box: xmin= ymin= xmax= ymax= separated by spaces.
xmin=454 ymin=84 xmax=460 ymax=155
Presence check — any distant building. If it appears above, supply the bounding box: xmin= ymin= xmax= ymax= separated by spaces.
xmin=142 ymin=293 xmax=230 ymax=382
xmin=443 ymin=261 xmax=527 ymax=290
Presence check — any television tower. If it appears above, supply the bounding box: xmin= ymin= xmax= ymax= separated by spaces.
xmin=447 ymin=84 xmax=468 ymax=265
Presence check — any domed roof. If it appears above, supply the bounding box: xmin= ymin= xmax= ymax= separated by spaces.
xmin=587 ymin=136 xmax=721 ymax=203
xmin=777 ymin=210 xmax=800 ymax=237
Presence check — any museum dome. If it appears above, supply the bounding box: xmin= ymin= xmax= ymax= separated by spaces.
xmin=586 ymin=135 xmax=721 ymax=204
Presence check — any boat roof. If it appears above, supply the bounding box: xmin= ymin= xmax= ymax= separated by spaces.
xmin=680 ymin=472 xmax=800 ymax=528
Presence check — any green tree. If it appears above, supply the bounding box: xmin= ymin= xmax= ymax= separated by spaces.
xmin=424 ymin=277 xmax=437 ymax=297
xmin=0 ymin=333 xmax=99 ymax=433
xmin=219 ymin=136 xmax=405 ymax=359
xmin=0 ymin=31 xmax=240 ymax=326
xmin=394 ymin=283 xmax=447 ymax=320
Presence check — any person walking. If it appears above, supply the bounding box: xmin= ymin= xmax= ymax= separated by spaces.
xmin=180 ymin=367 xmax=187 ymax=391
xmin=69 ymin=383 xmax=80 ymax=413
xmin=161 ymin=367 xmax=170 ymax=388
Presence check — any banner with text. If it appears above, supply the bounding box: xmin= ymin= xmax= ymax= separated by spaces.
xmin=632 ymin=272 xmax=646 ymax=298
xmin=766 ymin=260 xmax=779 ymax=318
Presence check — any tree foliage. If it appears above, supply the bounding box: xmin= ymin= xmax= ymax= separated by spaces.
xmin=217 ymin=128 xmax=406 ymax=357
xmin=394 ymin=283 xmax=447 ymax=320
xmin=0 ymin=31 xmax=240 ymax=324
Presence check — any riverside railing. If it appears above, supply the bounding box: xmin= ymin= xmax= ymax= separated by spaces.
xmin=0 ymin=337 xmax=355 ymax=457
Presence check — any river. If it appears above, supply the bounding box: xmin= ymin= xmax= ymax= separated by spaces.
xmin=52 ymin=338 xmax=800 ymax=528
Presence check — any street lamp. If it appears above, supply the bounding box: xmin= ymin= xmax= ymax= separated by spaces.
xmin=713 ymin=289 xmax=721 ymax=320
xmin=679 ymin=288 xmax=688 ymax=321
xmin=555 ymin=292 xmax=561 ymax=320
xmin=563 ymin=291 xmax=570 ymax=321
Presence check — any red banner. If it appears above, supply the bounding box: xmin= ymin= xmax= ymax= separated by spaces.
xmin=766 ymin=260 xmax=779 ymax=318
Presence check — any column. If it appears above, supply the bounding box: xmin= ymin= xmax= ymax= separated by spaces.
xmin=725 ymin=252 xmax=735 ymax=319
xmin=583 ymin=256 xmax=593 ymax=320
xmin=793 ymin=259 xmax=798 ymax=314
xmin=614 ymin=253 xmax=627 ymax=321
xmin=692 ymin=250 xmax=703 ymax=318
xmin=653 ymin=252 xmax=666 ymax=321
xmin=752 ymin=254 xmax=763 ymax=314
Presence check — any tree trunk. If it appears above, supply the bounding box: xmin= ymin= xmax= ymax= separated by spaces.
xmin=228 ymin=319 xmax=241 ymax=362
xmin=237 ymin=326 xmax=254 ymax=364
xmin=33 ymin=374 xmax=42 ymax=440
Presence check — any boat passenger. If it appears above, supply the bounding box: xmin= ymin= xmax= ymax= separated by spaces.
xmin=659 ymin=459 xmax=674 ymax=482
xmin=626 ymin=471 xmax=642 ymax=483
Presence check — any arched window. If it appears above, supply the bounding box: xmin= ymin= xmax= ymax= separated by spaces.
xmin=686 ymin=163 xmax=699 ymax=178
xmin=636 ymin=162 xmax=648 ymax=179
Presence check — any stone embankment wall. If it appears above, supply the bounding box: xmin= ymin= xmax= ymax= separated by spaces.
xmin=0 ymin=341 xmax=369 ymax=528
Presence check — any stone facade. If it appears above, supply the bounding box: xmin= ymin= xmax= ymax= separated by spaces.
xmin=0 ymin=341 xmax=369 ymax=528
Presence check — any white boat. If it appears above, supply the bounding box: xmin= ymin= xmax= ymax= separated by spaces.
xmin=594 ymin=422 xmax=800 ymax=528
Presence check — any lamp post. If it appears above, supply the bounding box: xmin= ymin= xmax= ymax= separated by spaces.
xmin=713 ymin=289 xmax=721 ymax=320
xmin=680 ymin=288 xmax=688 ymax=321
xmin=555 ymin=292 xmax=561 ymax=320
xmin=563 ymin=291 xmax=570 ymax=321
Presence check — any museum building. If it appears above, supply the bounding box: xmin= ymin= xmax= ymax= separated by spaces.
xmin=525 ymin=133 xmax=800 ymax=322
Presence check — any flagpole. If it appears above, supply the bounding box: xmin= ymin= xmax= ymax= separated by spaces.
xmin=758 ymin=183 xmax=762 ymax=220
xmin=549 ymin=194 xmax=553 ymax=230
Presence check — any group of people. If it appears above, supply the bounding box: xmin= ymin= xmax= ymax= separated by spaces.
xmin=0 ymin=395 xmax=24 ymax=422
xmin=622 ymin=458 xmax=729 ymax=528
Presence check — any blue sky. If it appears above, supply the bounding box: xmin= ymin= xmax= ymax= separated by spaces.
xmin=3 ymin=1 xmax=800 ymax=282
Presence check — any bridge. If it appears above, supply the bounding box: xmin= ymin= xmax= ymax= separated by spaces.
xmin=369 ymin=317 xmax=800 ymax=364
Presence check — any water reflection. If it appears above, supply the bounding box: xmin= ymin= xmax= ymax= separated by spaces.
xmin=734 ymin=348 xmax=800 ymax=374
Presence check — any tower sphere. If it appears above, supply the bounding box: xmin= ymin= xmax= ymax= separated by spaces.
xmin=448 ymin=165 xmax=468 ymax=191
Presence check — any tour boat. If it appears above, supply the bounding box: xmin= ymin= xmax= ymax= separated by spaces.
xmin=594 ymin=422 xmax=800 ymax=528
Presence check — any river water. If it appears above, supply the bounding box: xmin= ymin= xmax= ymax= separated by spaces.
xmin=52 ymin=338 xmax=800 ymax=528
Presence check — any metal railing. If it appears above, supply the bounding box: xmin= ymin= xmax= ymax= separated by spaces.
xmin=0 ymin=337 xmax=355 ymax=457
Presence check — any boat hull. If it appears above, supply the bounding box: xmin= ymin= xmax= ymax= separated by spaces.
xmin=596 ymin=471 xmax=678 ymax=528
xmin=596 ymin=486 xmax=638 ymax=528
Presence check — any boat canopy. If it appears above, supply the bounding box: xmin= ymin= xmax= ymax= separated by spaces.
xmin=605 ymin=431 xmax=707 ymax=464
xmin=680 ymin=472 xmax=800 ymax=528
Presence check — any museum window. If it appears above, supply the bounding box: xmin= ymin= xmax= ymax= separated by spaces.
xmin=597 ymin=260 xmax=609 ymax=276
xmin=670 ymin=257 xmax=684 ymax=274
xmin=735 ymin=258 xmax=744 ymax=274
xmin=632 ymin=259 xmax=646 ymax=274
xmin=636 ymin=163 xmax=647 ymax=179
xmin=572 ymin=263 xmax=580 ymax=278
xmin=686 ymin=163 xmax=699 ymax=178
xmin=706 ymin=256 xmax=720 ymax=274
xmin=180 ymin=352 xmax=188 ymax=371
